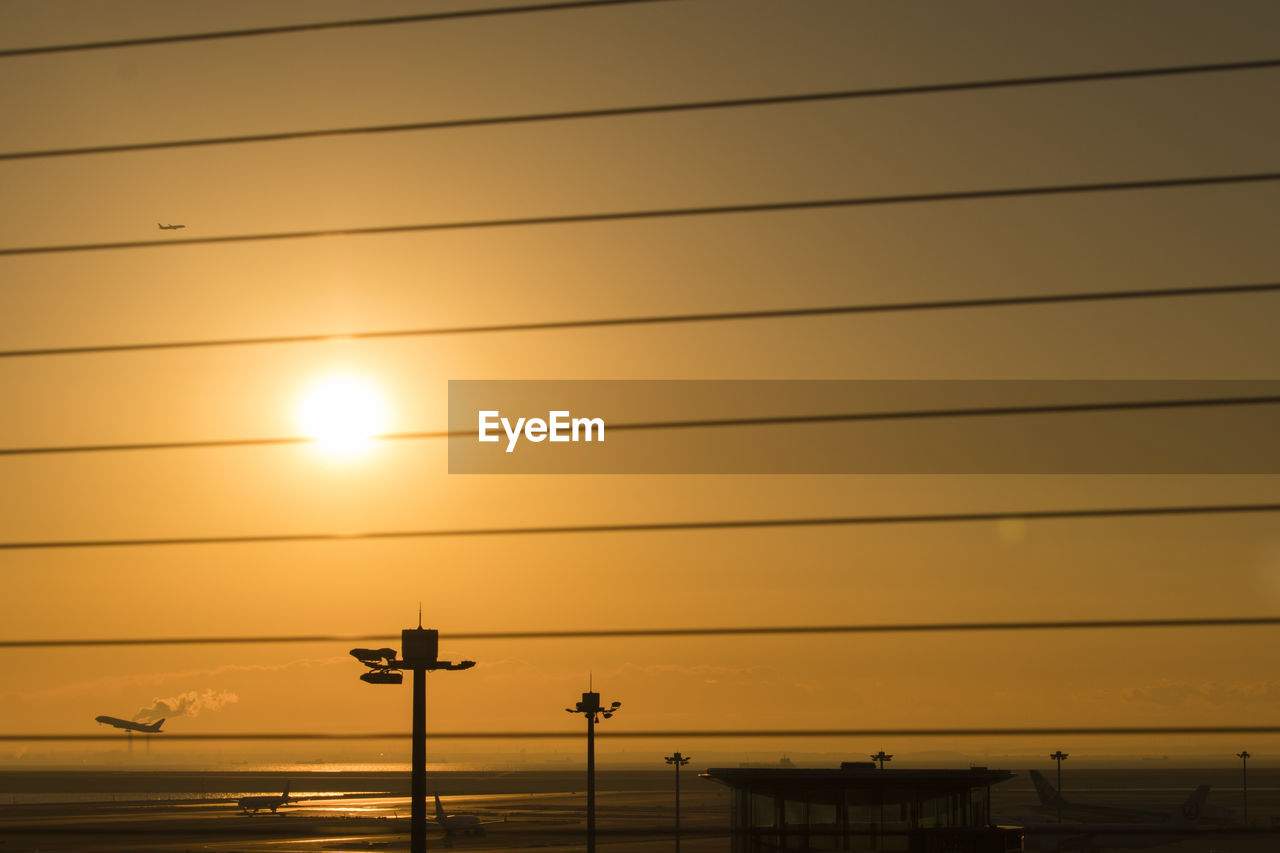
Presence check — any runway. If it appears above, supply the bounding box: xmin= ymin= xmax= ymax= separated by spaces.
xmin=0 ymin=787 xmax=733 ymax=852
xmin=4 ymin=767 xmax=1279 ymax=851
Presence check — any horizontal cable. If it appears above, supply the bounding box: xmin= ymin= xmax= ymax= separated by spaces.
xmin=0 ymin=0 xmax=670 ymax=58
xmin=4 ymin=58 xmax=1278 ymax=161
xmin=0 ymin=503 xmax=1277 ymax=552
xmin=1 ymin=394 xmax=1277 ymax=457
xmin=6 ymin=725 xmax=1280 ymax=742
xmin=3 ymin=172 xmax=1279 ymax=257
xmin=5 ymin=615 xmax=1280 ymax=650
xmin=4 ymin=281 xmax=1278 ymax=361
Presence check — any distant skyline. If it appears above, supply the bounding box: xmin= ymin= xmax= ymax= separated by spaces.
xmin=2 ymin=0 xmax=1279 ymax=766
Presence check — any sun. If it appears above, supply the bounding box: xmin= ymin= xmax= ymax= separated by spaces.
xmin=296 ymin=373 xmax=390 ymax=458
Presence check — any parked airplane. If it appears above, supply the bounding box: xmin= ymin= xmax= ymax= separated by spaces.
xmin=434 ymin=793 xmax=502 ymax=836
xmin=157 ymin=223 xmax=186 ymax=230
xmin=1029 ymin=769 xmax=1223 ymax=823
xmin=239 ymin=783 xmax=291 ymax=814
xmin=1018 ymin=785 xmax=1210 ymax=851
xmin=95 ymin=715 xmax=164 ymax=733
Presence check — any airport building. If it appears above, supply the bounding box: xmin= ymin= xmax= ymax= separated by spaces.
xmin=703 ymin=763 xmax=1021 ymax=852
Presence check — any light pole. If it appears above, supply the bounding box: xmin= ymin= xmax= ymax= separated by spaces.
xmin=566 ymin=688 xmax=621 ymax=853
xmin=665 ymin=751 xmax=691 ymax=853
xmin=351 ymin=623 xmax=474 ymax=853
xmin=1049 ymin=751 xmax=1068 ymax=823
xmin=1236 ymin=750 xmax=1250 ymax=824
xmin=870 ymin=751 xmax=893 ymax=770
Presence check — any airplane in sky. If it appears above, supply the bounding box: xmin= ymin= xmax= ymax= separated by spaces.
xmin=1016 ymin=784 xmax=1211 ymax=851
xmin=434 ymin=793 xmax=502 ymax=836
xmin=239 ymin=783 xmax=291 ymax=814
xmin=157 ymin=222 xmax=186 ymax=230
xmin=94 ymin=715 xmax=164 ymax=733
xmin=1028 ymin=769 xmax=1228 ymax=823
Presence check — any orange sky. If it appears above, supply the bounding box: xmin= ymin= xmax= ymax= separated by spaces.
xmin=1 ymin=0 xmax=1279 ymax=767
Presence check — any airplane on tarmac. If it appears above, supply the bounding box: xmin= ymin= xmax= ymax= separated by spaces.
xmin=95 ymin=715 xmax=164 ymax=733
xmin=1028 ymin=769 xmax=1230 ymax=824
xmin=1016 ymin=785 xmax=1211 ymax=851
xmin=157 ymin=223 xmax=186 ymax=230
xmin=434 ymin=793 xmax=504 ymax=836
xmin=239 ymin=783 xmax=292 ymax=814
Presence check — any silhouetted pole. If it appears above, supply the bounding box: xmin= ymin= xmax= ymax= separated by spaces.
xmin=350 ymin=622 xmax=474 ymax=853
xmin=1049 ymin=751 xmax=1068 ymax=824
xmin=870 ymin=750 xmax=893 ymax=770
xmin=588 ymin=709 xmax=595 ymax=848
xmin=665 ymin=751 xmax=691 ymax=853
xmin=1236 ymin=750 xmax=1250 ymax=824
xmin=567 ymin=689 xmax=621 ymax=853
xmin=411 ymin=665 xmax=426 ymax=849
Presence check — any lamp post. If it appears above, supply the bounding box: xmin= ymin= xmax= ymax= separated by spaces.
xmin=665 ymin=751 xmax=691 ymax=853
xmin=1049 ymin=751 xmax=1068 ymax=824
xmin=1236 ymin=750 xmax=1250 ymax=824
xmin=351 ymin=622 xmax=474 ymax=853
xmin=870 ymin=751 xmax=893 ymax=770
xmin=566 ymin=688 xmax=621 ymax=853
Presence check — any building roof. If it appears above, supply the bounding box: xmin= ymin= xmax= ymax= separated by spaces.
xmin=703 ymin=765 xmax=1014 ymax=791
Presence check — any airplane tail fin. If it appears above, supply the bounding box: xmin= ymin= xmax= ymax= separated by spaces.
xmin=150 ymin=718 xmax=165 ymax=732
xmin=1029 ymin=769 xmax=1066 ymax=808
xmin=434 ymin=793 xmax=444 ymax=818
xmin=283 ymin=781 xmax=290 ymax=801
xmin=1170 ymin=785 xmax=1210 ymax=824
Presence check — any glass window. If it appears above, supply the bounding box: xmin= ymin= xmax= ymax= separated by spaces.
xmin=785 ymin=797 xmax=807 ymax=828
xmin=918 ymin=794 xmax=945 ymax=828
xmin=807 ymin=801 xmax=840 ymax=851
xmin=846 ymin=790 xmax=877 ymax=852
xmin=879 ymin=788 xmax=912 ymax=851
xmin=971 ymin=786 xmax=988 ymax=825
xmin=752 ymin=792 xmax=778 ymax=828
xmin=749 ymin=792 xmax=780 ymax=853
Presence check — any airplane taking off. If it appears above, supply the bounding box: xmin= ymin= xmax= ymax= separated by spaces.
xmin=434 ymin=793 xmax=502 ymax=836
xmin=157 ymin=223 xmax=186 ymax=230
xmin=239 ymin=783 xmax=291 ymax=814
xmin=1018 ymin=785 xmax=1211 ymax=851
xmin=95 ymin=715 xmax=164 ymax=733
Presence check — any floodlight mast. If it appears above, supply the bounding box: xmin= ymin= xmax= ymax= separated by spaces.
xmin=1236 ymin=750 xmax=1250 ymax=823
xmin=665 ymin=751 xmax=691 ymax=853
xmin=566 ymin=690 xmax=621 ymax=853
xmin=351 ymin=626 xmax=475 ymax=853
xmin=870 ymin=750 xmax=893 ymax=770
xmin=1049 ymin=751 xmax=1069 ymax=823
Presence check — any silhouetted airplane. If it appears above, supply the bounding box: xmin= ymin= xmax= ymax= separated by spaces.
xmin=95 ymin=715 xmax=164 ymax=733
xmin=1029 ymin=769 xmax=1222 ymax=823
xmin=434 ymin=793 xmax=502 ymax=835
xmin=1018 ymin=785 xmax=1211 ymax=850
xmin=157 ymin=223 xmax=185 ymax=230
xmin=239 ymin=783 xmax=291 ymax=814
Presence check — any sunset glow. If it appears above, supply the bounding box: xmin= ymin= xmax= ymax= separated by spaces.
xmin=296 ymin=373 xmax=390 ymax=458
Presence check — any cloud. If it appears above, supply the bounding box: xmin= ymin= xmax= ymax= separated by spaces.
xmin=18 ymin=656 xmax=346 ymax=703
xmin=1117 ymin=679 xmax=1280 ymax=707
xmin=133 ymin=688 xmax=239 ymax=723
